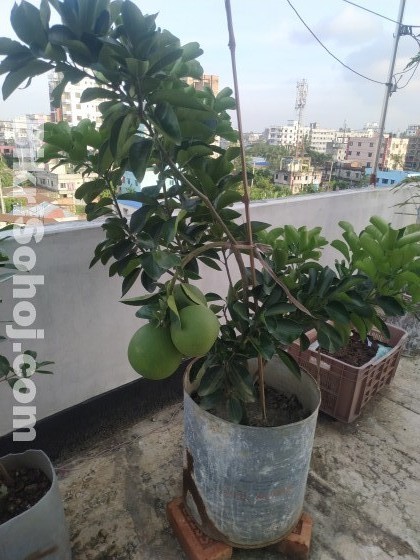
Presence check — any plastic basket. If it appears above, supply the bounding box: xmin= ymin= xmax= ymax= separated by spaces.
xmin=288 ymin=324 xmax=408 ymax=423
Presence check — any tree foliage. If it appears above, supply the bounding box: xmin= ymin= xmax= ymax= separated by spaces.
xmin=1 ymin=0 xmax=419 ymax=423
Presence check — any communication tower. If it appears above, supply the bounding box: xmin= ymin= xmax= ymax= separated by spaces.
xmin=295 ymin=79 xmax=308 ymax=157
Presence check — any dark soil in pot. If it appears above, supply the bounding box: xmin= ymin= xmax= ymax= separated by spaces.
xmin=321 ymin=332 xmax=390 ymax=367
xmin=194 ymin=386 xmax=310 ymax=427
xmin=244 ymin=385 xmax=310 ymax=427
xmin=0 ymin=467 xmax=51 ymax=524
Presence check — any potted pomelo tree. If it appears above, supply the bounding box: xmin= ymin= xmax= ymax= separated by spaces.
xmin=1 ymin=0 xmax=418 ymax=548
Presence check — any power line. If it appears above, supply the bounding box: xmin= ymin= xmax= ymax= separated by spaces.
xmin=339 ymin=0 xmax=399 ymax=25
xmin=286 ymin=0 xmax=386 ymax=85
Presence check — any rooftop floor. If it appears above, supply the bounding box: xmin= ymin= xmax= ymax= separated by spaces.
xmin=56 ymin=354 xmax=419 ymax=560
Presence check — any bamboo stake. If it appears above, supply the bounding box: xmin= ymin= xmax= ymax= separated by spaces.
xmin=224 ymin=0 xmax=266 ymax=422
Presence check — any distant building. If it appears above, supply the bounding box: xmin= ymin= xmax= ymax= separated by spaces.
xmin=186 ymin=74 xmax=219 ymax=95
xmin=345 ymin=135 xmax=388 ymax=169
xmin=243 ymin=132 xmax=263 ymax=146
xmin=333 ymin=162 xmax=364 ymax=185
xmin=32 ymin=166 xmax=94 ymax=198
xmin=308 ymin=123 xmax=337 ymax=154
xmin=404 ymin=132 xmax=420 ymax=171
xmin=49 ymin=73 xmax=103 ymax=126
xmin=265 ymin=120 xmax=310 ymax=149
xmin=384 ymin=137 xmax=408 ymax=170
xmin=119 ymin=169 xmax=158 ymax=195
xmin=0 ymin=114 xmax=49 ymax=170
xmin=365 ymin=168 xmax=420 ymax=186
xmin=0 ymin=145 xmax=13 ymax=158
xmin=404 ymin=124 xmax=420 ymax=137
xmin=274 ymin=157 xmax=321 ymax=194
xmin=325 ymin=140 xmax=346 ymax=162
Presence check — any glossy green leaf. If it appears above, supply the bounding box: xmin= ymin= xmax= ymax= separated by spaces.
xmin=0 ymin=38 xmax=29 ymax=55
xmin=198 ymin=366 xmax=225 ymax=397
xmin=331 ymin=239 xmax=350 ymax=262
xmin=11 ymin=0 xmax=48 ymax=48
xmin=325 ymin=302 xmax=350 ymax=324
xmin=122 ymin=268 xmax=141 ymax=296
xmin=152 ymin=102 xmax=182 ymax=144
xmin=153 ymin=251 xmax=180 ymax=270
xmin=75 ymin=179 xmax=106 ymax=203
xmin=129 ymin=138 xmax=154 ymax=182
xmin=276 ymin=349 xmax=301 ymax=378
xmin=349 ymin=313 xmax=368 ymax=341
xmin=375 ymin=296 xmax=405 ymax=316
xmin=80 ymin=87 xmax=117 ymax=103
xmin=317 ymin=323 xmax=344 ymax=353
xmin=130 ymin=205 xmax=151 ymax=233
xmin=227 ymin=397 xmax=243 ymax=423
xmin=2 ymin=60 xmax=52 ymax=100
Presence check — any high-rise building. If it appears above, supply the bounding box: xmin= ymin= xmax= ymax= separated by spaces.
xmin=405 ymin=132 xmax=420 ymax=171
xmin=48 ymin=73 xmax=103 ymax=126
xmin=265 ymin=121 xmax=310 ymax=149
xmin=345 ymin=135 xmax=389 ymax=169
xmin=308 ymin=123 xmax=338 ymax=154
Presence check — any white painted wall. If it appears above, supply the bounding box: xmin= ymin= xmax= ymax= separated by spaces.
xmin=0 ymin=187 xmax=414 ymax=437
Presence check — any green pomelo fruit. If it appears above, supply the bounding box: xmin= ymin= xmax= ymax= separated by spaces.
xmin=173 ymin=283 xmax=207 ymax=309
xmin=170 ymin=305 xmax=219 ymax=357
xmin=127 ymin=324 xmax=182 ymax=380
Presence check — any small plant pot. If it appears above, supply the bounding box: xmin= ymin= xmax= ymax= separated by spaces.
xmin=183 ymin=356 xmax=321 ymax=548
xmin=288 ymin=323 xmax=408 ymax=423
xmin=0 ymin=449 xmax=71 ymax=559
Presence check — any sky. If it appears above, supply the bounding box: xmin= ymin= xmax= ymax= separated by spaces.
xmin=0 ymin=0 xmax=419 ymax=134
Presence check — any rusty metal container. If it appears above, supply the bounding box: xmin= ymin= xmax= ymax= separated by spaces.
xmin=183 ymin=355 xmax=320 ymax=548
xmin=0 ymin=449 xmax=71 ymax=559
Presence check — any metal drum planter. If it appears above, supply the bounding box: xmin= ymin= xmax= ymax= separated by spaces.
xmin=0 ymin=449 xmax=71 ymax=559
xmin=183 ymin=356 xmax=321 ymax=548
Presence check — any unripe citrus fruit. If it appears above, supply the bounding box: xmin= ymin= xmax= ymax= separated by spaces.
xmin=128 ymin=324 xmax=182 ymax=380
xmin=173 ymin=283 xmax=207 ymax=309
xmin=170 ymin=305 xmax=219 ymax=357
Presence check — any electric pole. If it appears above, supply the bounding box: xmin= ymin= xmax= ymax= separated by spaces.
xmin=370 ymin=0 xmax=406 ymax=186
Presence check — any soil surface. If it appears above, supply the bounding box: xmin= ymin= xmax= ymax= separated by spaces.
xmin=0 ymin=467 xmax=51 ymax=524
xmin=200 ymin=385 xmax=310 ymax=427
xmin=244 ymin=385 xmax=310 ymax=427
xmin=322 ymin=332 xmax=382 ymax=367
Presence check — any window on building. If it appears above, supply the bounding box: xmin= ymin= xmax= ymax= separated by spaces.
xmin=382 ymin=179 xmax=389 ymax=184
xmin=391 ymin=180 xmax=395 ymax=184
xmin=369 ymin=142 xmax=374 ymax=147
xmin=358 ymin=142 xmax=361 ymax=146
xmin=348 ymin=151 xmax=352 ymax=155
xmin=284 ymin=175 xmax=288 ymax=180
xmin=368 ymin=152 xmax=372 ymax=157
xmin=349 ymin=141 xmax=353 ymax=146
xmin=355 ymin=173 xmax=359 ymax=178
xmin=346 ymin=171 xmax=351 ymax=177
xmin=356 ymin=152 xmax=360 ymax=156
xmin=367 ymin=162 xmax=371 ymax=167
